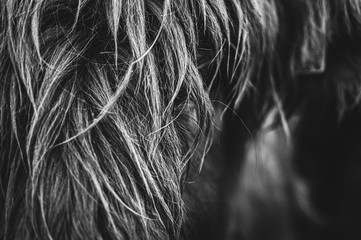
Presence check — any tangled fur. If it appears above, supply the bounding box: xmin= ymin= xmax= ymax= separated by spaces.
xmin=0 ymin=0 xmax=235 ymax=239
xmin=2 ymin=0 xmax=361 ymax=240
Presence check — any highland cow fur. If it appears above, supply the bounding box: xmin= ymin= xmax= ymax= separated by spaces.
xmin=1 ymin=0 xmax=361 ymax=240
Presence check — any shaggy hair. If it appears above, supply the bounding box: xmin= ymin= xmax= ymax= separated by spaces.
xmin=0 ymin=0 xmax=253 ymax=239
xmin=2 ymin=0 xmax=361 ymax=240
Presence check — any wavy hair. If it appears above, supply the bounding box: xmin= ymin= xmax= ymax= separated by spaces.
xmin=4 ymin=0 xmax=361 ymax=240
xmin=0 ymin=0 xmax=246 ymax=239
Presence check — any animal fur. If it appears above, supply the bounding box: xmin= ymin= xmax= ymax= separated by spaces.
xmin=2 ymin=0 xmax=361 ymax=240
xmin=0 ymin=0 xmax=234 ymax=239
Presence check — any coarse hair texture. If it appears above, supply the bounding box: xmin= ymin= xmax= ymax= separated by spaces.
xmin=0 ymin=0 xmax=251 ymax=239
xmin=4 ymin=0 xmax=361 ymax=240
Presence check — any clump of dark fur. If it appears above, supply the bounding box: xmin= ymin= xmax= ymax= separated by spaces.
xmin=217 ymin=1 xmax=361 ymax=240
